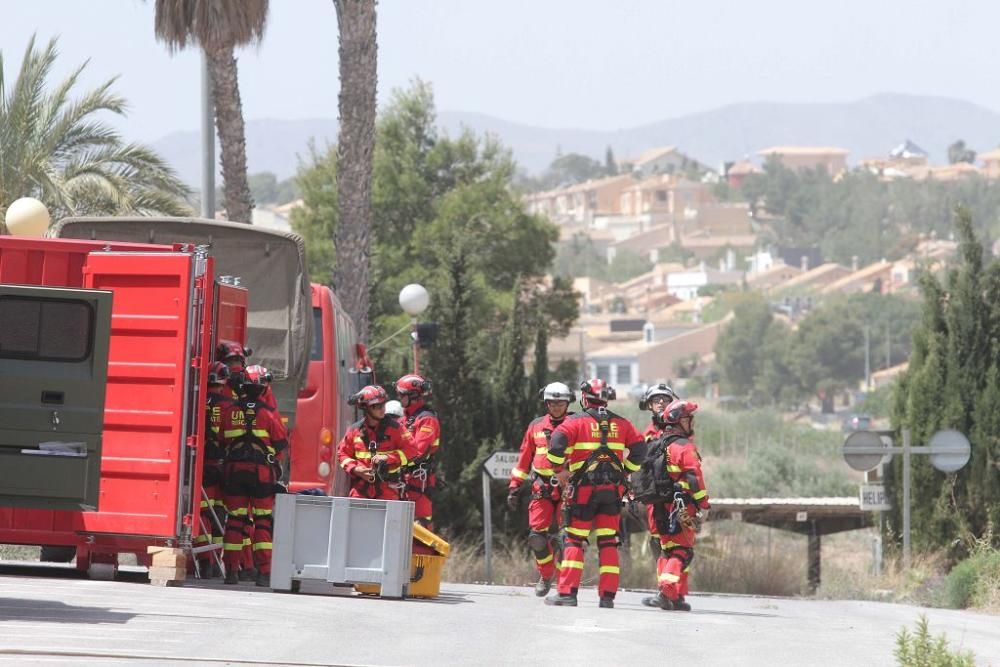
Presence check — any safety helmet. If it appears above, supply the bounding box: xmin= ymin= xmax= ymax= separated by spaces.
xmin=244 ymin=364 xmax=273 ymax=385
xmin=579 ymin=378 xmax=616 ymax=407
xmin=238 ymin=365 xmax=269 ymax=399
xmin=384 ymin=400 xmax=404 ymax=417
xmin=396 ymin=373 xmax=431 ymax=398
xmin=640 ymin=383 xmax=677 ymax=411
xmin=662 ymin=399 xmax=698 ymax=425
xmin=208 ymin=362 xmax=230 ymax=386
xmin=349 ymin=385 xmax=389 ymax=409
xmin=217 ymin=341 xmax=249 ymax=364
xmin=541 ymin=382 xmax=575 ymax=403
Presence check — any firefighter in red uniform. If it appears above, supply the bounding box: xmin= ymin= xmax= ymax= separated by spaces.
xmin=396 ymin=374 xmax=440 ymax=528
xmin=337 ymin=385 xmax=418 ymax=500
xmin=196 ymin=362 xmax=234 ymax=577
xmin=638 ymin=383 xmax=678 ymax=556
xmin=216 ymin=341 xmax=257 ymax=579
xmin=544 ymin=379 xmax=646 ymax=608
xmin=641 ymin=399 xmax=710 ymax=611
xmin=220 ymin=366 xmax=288 ymax=587
xmin=507 ymin=382 xmax=575 ymax=597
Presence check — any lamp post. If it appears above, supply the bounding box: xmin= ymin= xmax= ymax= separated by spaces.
xmin=398 ymin=283 xmax=429 ymax=373
xmin=5 ymin=197 xmax=51 ymax=237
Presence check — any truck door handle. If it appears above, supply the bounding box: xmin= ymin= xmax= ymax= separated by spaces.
xmin=41 ymin=391 xmax=65 ymax=405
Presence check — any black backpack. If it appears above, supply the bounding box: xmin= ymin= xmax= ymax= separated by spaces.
xmin=631 ymin=433 xmax=687 ymax=504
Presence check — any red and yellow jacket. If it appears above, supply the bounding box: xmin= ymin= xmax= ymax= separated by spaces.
xmin=220 ymin=399 xmax=288 ymax=461
xmin=664 ymin=436 xmax=710 ymax=511
xmin=508 ymin=413 xmax=569 ymax=490
xmin=643 ymin=420 xmax=662 ymax=442
xmin=405 ymin=406 xmax=440 ymax=464
xmin=547 ymin=410 xmax=645 ymax=478
xmin=337 ymin=416 xmax=418 ymax=481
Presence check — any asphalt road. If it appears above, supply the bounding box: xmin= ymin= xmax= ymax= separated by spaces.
xmin=0 ymin=562 xmax=997 ymax=666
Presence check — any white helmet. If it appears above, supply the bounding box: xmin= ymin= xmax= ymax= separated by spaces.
xmin=541 ymin=382 xmax=575 ymax=402
xmin=384 ymin=400 xmax=404 ymax=417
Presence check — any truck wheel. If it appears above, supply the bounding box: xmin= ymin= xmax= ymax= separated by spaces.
xmin=39 ymin=546 xmax=76 ymax=563
xmin=88 ymin=562 xmax=118 ymax=581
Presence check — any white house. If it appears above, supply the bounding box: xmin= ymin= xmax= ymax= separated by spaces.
xmin=666 ymin=264 xmax=743 ymax=301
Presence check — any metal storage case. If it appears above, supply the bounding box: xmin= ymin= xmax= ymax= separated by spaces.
xmin=270 ymin=494 xmax=415 ymax=598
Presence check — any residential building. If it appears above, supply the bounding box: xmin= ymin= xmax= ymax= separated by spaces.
xmin=677 ymin=203 xmax=753 ymax=237
xmin=619 ymin=146 xmax=709 ymax=179
xmin=775 ymin=262 xmax=851 ymax=294
xmin=746 ymin=262 xmax=803 ymax=291
xmin=980 ymin=149 xmax=1000 ymax=179
xmin=820 ymin=260 xmax=893 ymax=295
xmin=524 ymin=174 xmax=632 ymax=224
xmin=926 ymin=162 xmax=980 ymax=181
xmin=725 ymin=160 xmax=760 ymax=189
xmin=666 ymin=264 xmax=743 ymax=301
xmin=586 ymin=318 xmax=729 ymax=394
xmin=757 ymin=146 xmax=849 ymax=175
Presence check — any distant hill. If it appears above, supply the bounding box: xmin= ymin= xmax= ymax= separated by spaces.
xmin=152 ymin=93 xmax=1000 ymax=185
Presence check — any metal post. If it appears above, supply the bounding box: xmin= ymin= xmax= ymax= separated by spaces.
xmin=411 ymin=317 xmax=420 ymax=374
xmin=885 ymin=319 xmax=891 ymax=369
xmin=577 ymin=329 xmax=585 ymax=384
xmin=864 ymin=325 xmax=871 ymax=390
xmin=902 ymin=428 xmax=911 ymax=570
xmin=200 ymin=52 xmax=215 ymax=218
xmin=482 ymin=471 xmax=493 ymax=583
xmin=874 ymin=513 xmax=884 ymax=577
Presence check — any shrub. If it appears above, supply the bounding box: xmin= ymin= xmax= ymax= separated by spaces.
xmin=943 ymin=542 xmax=1000 ymax=609
xmin=894 ymin=615 xmax=975 ymax=667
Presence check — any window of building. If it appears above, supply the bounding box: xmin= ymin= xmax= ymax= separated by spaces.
xmin=656 ymin=190 xmax=667 ymax=202
xmin=0 ymin=296 xmax=93 ymax=362
xmin=617 ymin=364 xmax=632 ymax=385
xmin=595 ymin=364 xmax=611 ymax=380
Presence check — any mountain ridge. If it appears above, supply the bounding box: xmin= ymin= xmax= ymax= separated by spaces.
xmin=151 ymin=93 xmax=1000 ymax=185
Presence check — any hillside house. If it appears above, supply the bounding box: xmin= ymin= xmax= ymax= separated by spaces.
xmin=757 ymin=146 xmax=849 ymax=175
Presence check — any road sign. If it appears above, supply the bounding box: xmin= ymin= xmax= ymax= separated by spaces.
xmin=928 ymin=429 xmax=971 ymax=473
xmin=482 ymin=451 xmax=520 ymax=480
xmin=859 ymin=483 xmax=891 ymax=511
xmin=842 ymin=430 xmax=886 ymax=471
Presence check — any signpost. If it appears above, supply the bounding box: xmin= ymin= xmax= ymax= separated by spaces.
xmin=481 ymin=451 xmax=520 ymax=583
xmin=842 ymin=428 xmax=971 ymax=569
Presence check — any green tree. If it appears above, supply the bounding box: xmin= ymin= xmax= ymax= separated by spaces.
xmin=538 ymin=152 xmax=606 ymax=190
xmin=604 ymin=145 xmax=617 ymax=175
xmin=0 ymin=36 xmax=191 ymax=230
xmin=154 ymin=0 xmax=267 ymax=224
xmin=787 ymin=301 xmax=866 ymax=412
xmin=289 ymin=143 xmax=337 ymax=285
xmin=715 ymin=296 xmax=777 ymax=397
xmin=947 ymin=139 xmax=977 ymax=165
xmin=889 ymin=207 xmax=1000 ymax=554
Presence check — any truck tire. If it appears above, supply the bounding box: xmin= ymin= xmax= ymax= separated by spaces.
xmin=39 ymin=546 xmax=76 ymax=563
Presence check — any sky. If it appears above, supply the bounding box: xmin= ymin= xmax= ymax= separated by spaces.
xmin=1 ymin=0 xmax=998 ymax=143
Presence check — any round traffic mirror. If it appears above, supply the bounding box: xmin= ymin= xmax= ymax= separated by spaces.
xmin=842 ymin=430 xmax=886 ymax=472
xmin=928 ymin=429 xmax=971 ymax=473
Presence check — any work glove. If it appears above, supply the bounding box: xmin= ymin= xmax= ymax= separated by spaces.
xmin=506 ymin=490 xmax=521 ymax=512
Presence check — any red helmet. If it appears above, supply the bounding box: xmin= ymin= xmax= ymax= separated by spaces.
xmin=350 ymin=385 xmax=389 ymax=409
xmin=245 ymin=364 xmax=273 ymax=384
xmin=217 ymin=341 xmax=249 ymax=364
xmin=208 ymin=361 xmax=230 ymax=386
xmin=662 ymin=399 xmax=698 ymax=425
xmin=396 ymin=374 xmax=431 ymax=398
xmin=580 ymin=378 xmax=616 ymax=406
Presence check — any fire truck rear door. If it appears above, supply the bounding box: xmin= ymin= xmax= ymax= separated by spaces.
xmin=0 ymin=284 xmax=113 ymax=511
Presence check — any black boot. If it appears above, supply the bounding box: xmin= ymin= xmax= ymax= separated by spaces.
xmin=255 ymin=572 xmax=271 ymax=588
xmin=641 ymin=592 xmax=674 ymax=610
xmin=238 ymin=567 xmax=257 ymax=582
xmin=544 ymin=593 xmax=578 ymax=607
xmin=224 ymin=569 xmax=239 ymax=585
xmin=534 ymin=576 xmax=553 ymax=597
xmin=674 ymin=595 xmax=691 ymax=611
xmin=598 ymin=595 xmax=615 ymax=609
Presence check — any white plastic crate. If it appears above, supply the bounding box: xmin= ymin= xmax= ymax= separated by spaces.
xmin=270 ymin=495 xmax=414 ymax=598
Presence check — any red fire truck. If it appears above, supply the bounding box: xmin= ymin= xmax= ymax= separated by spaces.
xmin=0 ymin=218 xmax=368 ymax=576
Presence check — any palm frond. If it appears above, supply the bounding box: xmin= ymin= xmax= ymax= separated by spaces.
xmin=155 ymin=0 xmax=268 ymax=52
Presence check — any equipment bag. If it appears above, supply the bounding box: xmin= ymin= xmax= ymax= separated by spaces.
xmin=631 ymin=434 xmax=687 ymax=504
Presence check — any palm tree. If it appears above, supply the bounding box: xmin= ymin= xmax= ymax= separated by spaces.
xmin=154 ymin=0 xmax=267 ymax=224
xmin=333 ymin=0 xmax=378 ymax=341
xmin=0 ymin=36 xmax=192 ymax=233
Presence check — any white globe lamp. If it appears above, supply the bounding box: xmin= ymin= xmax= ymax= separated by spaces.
xmin=5 ymin=197 xmax=51 ymax=238
xmin=399 ymin=283 xmax=430 ymax=317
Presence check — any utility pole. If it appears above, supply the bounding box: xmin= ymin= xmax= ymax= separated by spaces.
xmin=200 ymin=52 xmax=215 ymax=219
xmin=864 ymin=325 xmax=871 ymax=390
xmin=885 ymin=319 xmax=891 ymax=369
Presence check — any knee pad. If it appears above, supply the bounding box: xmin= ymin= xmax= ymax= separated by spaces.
xmin=527 ymin=531 xmax=550 ymax=554
xmin=666 ymin=546 xmax=693 ymax=568
xmin=564 ymin=534 xmax=586 ymax=549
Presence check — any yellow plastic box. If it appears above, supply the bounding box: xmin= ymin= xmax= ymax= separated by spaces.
xmin=355 ymin=523 xmax=450 ymax=598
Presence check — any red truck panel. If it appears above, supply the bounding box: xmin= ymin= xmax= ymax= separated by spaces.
xmin=82 ymin=253 xmax=199 ymax=537
xmin=216 ymin=283 xmax=248 ymax=349
xmin=0 ymin=236 xmax=172 ymax=287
